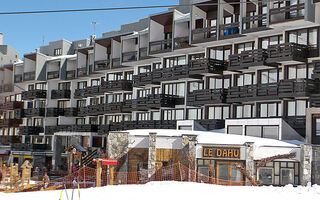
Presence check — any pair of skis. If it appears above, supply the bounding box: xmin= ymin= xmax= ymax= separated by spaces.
xmin=59 ymin=181 xmax=80 ymax=200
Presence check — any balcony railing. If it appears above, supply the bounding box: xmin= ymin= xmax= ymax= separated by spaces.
xmin=197 ymin=119 xmax=225 ymax=130
xmin=14 ymin=74 xmax=23 ymax=83
xmin=242 ymin=14 xmax=267 ymax=33
xmin=0 ymin=136 xmax=21 ymax=145
xmin=127 ymin=94 xmax=181 ymax=111
xmin=94 ymin=60 xmax=110 ymax=71
xmin=77 ymin=67 xmax=88 ymax=77
xmin=266 ymin=43 xmax=309 ymax=63
xmin=153 ymin=65 xmax=190 ymax=83
xmin=278 ymin=79 xmax=317 ymax=98
xmin=74 ymin=86 xmax=100 ymax=99
xmin=18 ymin=126 xmax=44 ymax=135
xmin=270 ymin=4 xmax=304 ymax=24
xmin=189 ymin=58 xmax=226 ymax=75
xmin=47 ymin=71 xmax=60 ymax=79
xmin=51 ymin=89 xmax=71 ymax=99
xmin=104 ymin=102 xmax=124 ymax=114
xmin=23 ymin=71 xmax=36 ymax=81
xmin=11 ymin=143 xmax=50 ymax=151
xmin=174 ymin=36 xmax=189 ymax=49
xmin=112 ymin=58 xmax=121 ymax=69
xmin=46 ymin=108 xmax=60 ymax=117
xmin=133 ymin=72 xmax=158 ymax=87
xmin=45 ymin=126 xmax=59 ymax=135
xmin=66 ymin=70 xmax=76 ymax=80
xmin=62 ymin=108 xmax=78 ymax=117
xmin=0 ymin=119 xmax=22 ymax=128
xmin=24 ymin=108 xmax=45 ymax=117
xmin=0 ymin=101 xmax=23 ymax=110
xmin=139 ymin=47 xmax=149 ymax=60
xmin=229 ymin=49 xmax=275 ymax=71
xmin=21 ymin=89 xmax=47 ymax=100
xmin=149 ymin=39 xmax=172 ymax=54
xmin=58 ymin=124 xmax=98 ymax=132
xmin=14 ymin=109 xmax=24 ymax=119
xmin=86 ymin=104 xmax=105 ymax=116
xmin=192 ymin=26 xmax=217 ymax=43
xmin=122 ymin=51 xmax=137 ymax=62
xmin=100 ymin=80 xmax=133 ymax=93
xmin=0 ymin=84 xmax=14 ymax=93
xmin=187 ymin=89 xmax=228 ymax=106
xmin=220 ymin=22 xmax=240 ymax=38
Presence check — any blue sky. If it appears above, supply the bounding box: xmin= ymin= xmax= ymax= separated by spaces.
xmin=0 ymin=0 xmax=178 ymax=58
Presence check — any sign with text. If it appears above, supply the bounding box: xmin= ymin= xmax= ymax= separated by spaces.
xmin=202 ymin=146 xmax=240 ymax=159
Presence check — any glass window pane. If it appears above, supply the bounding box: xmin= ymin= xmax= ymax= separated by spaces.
xmin=268 ymin=103 xmax=277 ymax=117
xmin=263 ymin=126 xmax=279 ymax=139
xmin=246 ymin=126 xmax=262 ymax=137
xmin=309 ymin=28 xmax=318 ymax=47
xmin=230 ymin=165 xmax=242 ymax=181
xmin=228 ymin=125 xmax=243 ymax=135
xmin=188 ymin=109 xmax=197 ymax=120
xmin=261 ymin=71 xmax=268 ymax=84
xmin=262 ymin=39 xmax=269 ymax=49
xmin=218 ymin=164 xmax=229 ymax=181
xmin=260 ymin=104 xmax=268 ymax=117
xmin=297 ymin=30 xmax=308 ymax=45
xmin=243 ymin=105 xmax=252 ymax=118
xmin=288 ymin=66 xmax=296 ymax=79
xmin=176 ymin=110 xmax=184 ymax=120
xmin=224 ymin=78 xmax=230 ymax=89
xmin=236 ymin=106 xmax=243 ymax=118
xmin=216 ymin=78 xmax=223 ymax=89
xmin=287 ymin=101 xmax=296 ymax=116
xmin=237 ymin=75 xmax=243 ymax=86
xmin=244 ymin=74 xmax=252 ymax=85
xmin=289 ymin=32 xmax=297 ymax=43
xmin=316 ymin=118 xmax=320 ymax=136
xmin=214 ymin=107 xmax=222 ymax=119
xmin=223 ymin=107 xmax=229 ymax=119
xmin=269 ymin=70 xmax=277 ymax=83
xmin=208 ymin=107 xmax=214 ymax=119
xmin=281 ymin=169 xmax=294 ymax=185
xmin=258 ymin=168 xmax=274 ymax=185
xmin=296 ymin=100 xmax=306 ymax=116
xmin=297 ymin=65 xmax=306 ymax=79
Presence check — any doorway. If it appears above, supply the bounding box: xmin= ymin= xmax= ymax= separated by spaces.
xmin=216 ymin=161 xmax=244 ymax=185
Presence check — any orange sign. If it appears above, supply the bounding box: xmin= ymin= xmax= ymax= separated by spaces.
xmin=202 ymin=147 xmax=240 ymax=159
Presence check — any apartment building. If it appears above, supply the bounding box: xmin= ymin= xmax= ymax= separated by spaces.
xmin=1 ymin=0 xmax=320 ymax=173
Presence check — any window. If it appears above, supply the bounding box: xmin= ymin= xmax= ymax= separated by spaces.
xmin=235 ymin=42 xmax=254 ymax=54
xmin=153 ymin=62 xmax=162 ymax=70
xmin=138 ymin=65 xmax=151 ymax=74
xmin=259 ymin=69 xmax=282 ymax=84
xmin=315 ymin=118 xmax=320 ymax=136
xmin=164 ymin=56 xmax=186 ymax=68
xmin=286 ymin=64 xmax=313 ymax=80
xmin=77 ymin=81 xmax=87 ymax=89
xmin=124 ymin=93 xmax=132 ymax=100
xmin=107 ymin=94 xmax=122 ymax=103
xmin=76 ymin=118 xmax=85 ymax=125
xmin=259 ymin=35 xmax=283 ymax=49
xmin=107 ymin=72 xmax=123 ymax=81
xmin=209 ymin=45 xmax=232 ymax=61
xmin=235 ymin=73 xmax=255 ymax=86
xmin=258 ymin=168 xmax=274 ymax=185
xmin=137 ymin=89 xmax=151 ymax=98
xmin=58 ymin=100 xmax=68 ymax=109
xmin=227 ymin=125 xmax=243 ymax=135
xmin=105 ymin=115 xmax=121 ymax=124
xmin=280 ymin=169 xmax=294 ymax=185
xmin=259 ymin=102 xmax=282 ymax=117
xmin=90 ymin=98 xmax=98 ymax=105
xmin=89 ymin=117 xmax=98 ymax=125
xmin=58 ymin=82 xmax=70 ymax=90
xmin=91 ymin=79 xmax=100 ymax=86
xmin=36 ymin=82 xmax=47 ymax=90
xmin=189 ymin=53 xmax=205 ymax=61
xmin=246 ymin=126 xmax=262 ymax=137
xmin=137 ymin=112 xmax=150 ymax=121
xmin=207 ymin=76 xmax=230 ymax=89
xmin=286 ymin=100 xmax=308 ymax=116
xmin=54 ymin=48 xmax=62 ymax=56
xmin=164 ymin=82 xmax=185 ymax=97
xmin=152 ymin=111 xmax=160 ymax=120
xmin=235 ymin=104 xmax=254 ymax=118
xmin=208 ymin=106 xmax=230 ymax=120
xmin=125 ymin=71 xmax=133 ymax=80
xmin=188 ymin=81 xmax=203 ymax=93
xmin=163 ymin=109 xmax=184 ymax=120
xmin=77 ymin=100 xmax=86 ymax=108
xmin=245 ymin=125 xmax=279 ymax=139
xmin=28 ymin=84 xmax=35 ymax=91
xmin=288 ymin=28 xmax=318 ymax=47
xmin=187 ymin=108 xmax=202 ymax=120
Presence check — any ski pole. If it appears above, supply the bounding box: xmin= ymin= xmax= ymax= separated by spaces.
xmin=71 ymin=180 xmax=76 ymax=200
xmin=59 ymin=189 xmax=63 ymax=200
xmin=64 ymin=184 xmax=69 ymax=200
xmin=78 ymin=183 xmax=81 ymax=200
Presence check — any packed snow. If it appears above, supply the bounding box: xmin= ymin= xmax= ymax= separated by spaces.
xmin=1 ymin=181 xmax=319 ymax=200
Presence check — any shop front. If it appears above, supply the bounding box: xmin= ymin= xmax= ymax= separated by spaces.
xmin=197 ymin=146 xmax=245 ymax=185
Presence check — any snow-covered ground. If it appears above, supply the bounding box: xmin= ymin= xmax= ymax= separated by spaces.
xmin=1 ymin=181 xmax=320 ymax=200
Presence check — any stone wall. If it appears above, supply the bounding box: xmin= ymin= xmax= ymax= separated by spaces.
xmin=107 ymin=132 xmax=129 ymax=173
xmin=300 ymin=144 xmax=312 ymax=186
xmin=312 ymin=145 xmax=320 ymax=185
xmin=245 ymin=142 xmax=255 ymax=185
xmin=148 ymin=133 xmax=157 ymax=178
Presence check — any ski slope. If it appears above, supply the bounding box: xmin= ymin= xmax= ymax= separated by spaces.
xmin=1 ymin=181 xmax=320 ymax=200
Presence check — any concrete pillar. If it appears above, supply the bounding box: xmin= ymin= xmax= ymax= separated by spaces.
xmin=300 ymin=144 xmax=312 ymax=186
xmin=312 ymin=146 xmax=320 ymax=185
xmin=148 ymin=132 xmax=157 ymax=178
xmin=107 ymin=132 xmax=129 ymax=173
xmin=245 ymin=142 xmax=255 ymax=185
xmin=53 ymin=135 xmax=63 ymax=170
xmin=181 ymin=135 xmax=197 ymax=169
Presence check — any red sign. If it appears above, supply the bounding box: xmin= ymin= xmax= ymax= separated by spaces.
xmin=92 ymin=159 xmax=118 ymax=165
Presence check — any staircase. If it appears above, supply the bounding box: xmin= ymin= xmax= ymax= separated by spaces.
xmin=81 ymin=149 xmax=98 ymax=167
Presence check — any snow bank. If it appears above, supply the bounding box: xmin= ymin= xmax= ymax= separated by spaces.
xmin=1 ymin=182 xmax=319 ymax=200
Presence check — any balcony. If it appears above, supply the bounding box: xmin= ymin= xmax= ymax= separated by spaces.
xmin=14 ymin=109 xmax=24 ymax=119
xmin=86 ymin=104 xmax=105 ymax=116
xmin=133 ymin=72 xmax=158 ymax=87
xmin=14 ymin=74 xmax=23 ymax=83
xmin=77 ymin=107 xmax=88 ymax=117
xmin=174 ymin=37 xmax=189 ymax=49
xmin=122 ymin=100 xmax=134 ymax=112
xmin=229 ymin=49 xmax=276 ymax=71
xmin=278 ymin=79 xmax=317 ymax=98
xmin=227 ymin=83 xmax=279 ymax=103
xmin=18 ymin=126 xmax=44 ymax=135
xmin=94 ymin=60 xmax=110 ymax=71
xmin=104 ymin=102 xmax=124 ymax=114
xmin=192 ymin=26 xmax=217 ymax=43
xmin=153 ymin=65 xmax=200 ymax=83
xmin=45 ymin=126 xmax=59 ymax=135
xmin=100 ymin=80 xmax=133 ymax=93
xmin=51 ymin=89 xmax=71 ymax=99
xmin=270 ymin=4 xmax=304 ymax=24
xmin=187 ymin=89 xmax=228 ymax=106
xmin=0 ymin=136 xmax=21 ymax=145
xmin=122 ymin=51 xmax=137 ymax=62
xmin=77 ymin=67 xmax=88 ymax=77
xmin=189 ymin=58 xmax=225 ymax=75
xmin=0 ymin=101 xmax=23 ymax=110
xmin=46 ymin=108 xmax=60 ymax=117
xmin=23 ymin=71 xmax=35 ymax=81
xmin=111 ymin=58 xmax=121 ymax=69
xmin=11 ymin=143 xmax=50 ymax=151
xmin=58 ymin=124 xmax=98 ymax=132
xmin=0 ymin=119 xmax=22 ymax=128
xmin=242 ymin=14 xmax=268 ymax=33
xmin=21 ymin=89 xmax=47 ymax=100
xmin=219 ymin=22 xmax=240 ymax=39
xmin=74 ymin=86 xmax=100 ymax=99
xmin=0 ymin=84 xmax=14 ymax=93
xmin=62 ymin=108 xmax=78 ymax=117
xmin=66 ymin=70 xmax=76 ymax=80
xmin=47 ymin=71 xmax=60 ymax=79
xmin=266 ymin=43 xmax=309 ymax=64
xmin=24 ymin=108 xmax=45 ymax=117
xmin=149 ymin=39 xmax=172 ymax=54
xmin=129 ymin=94 xmax=181 ymax=111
